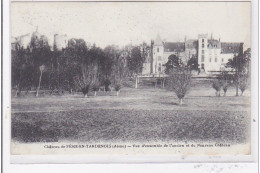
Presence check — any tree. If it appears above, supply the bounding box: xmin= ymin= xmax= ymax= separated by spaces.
xmin=239 ymin=74 xmax=248 ymax=96
xmin=111 ymin=54 xmax=128 ymax=96
xmin=164 ymin=54 xmax=182 ymax=74
xmin=187 ymin=55 xmax=199 ymax=72
xmin=127 ymin=46 xmax=144 ymax=76
xmin=166 ymin=71 xmax=192 ymax=105
xmin=74 ymin=62 xmax=99 ymax=97
xmin=222 ymin=81 xmax=228 ymax=96
xmin=226 ymin=50 xmax=250 ymax=96
xmin=104 ymin=78 xmax=111 ymax=94
xmin=218 ymin=71 xmax=232 ymax=96
xmin=212 ymin=80 xmax=221 ymax=97
xmin=92 ymin=81 xmax=100 ymax=97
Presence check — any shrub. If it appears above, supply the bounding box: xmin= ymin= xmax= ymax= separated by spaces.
xmin=92 ymin=82 xmax=100 ymax=96
xmin=239 ymin=75 xmax=248 ymax=96
xmin=114 ymin=83 xmax=121 ymax=96
xmin=81 ymin=86 xmax=90 ymax=97
xmin=166 ymin=72 xmax=192 ymax=105
xmin=212 ymin=80 xmax=221 ymax=97
xmin=104 ymin=79 xmax=111 ymax=92
xmin=222 ymin=81 xmax=229 ymax=96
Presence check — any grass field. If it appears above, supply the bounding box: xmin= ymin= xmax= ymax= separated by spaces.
xmin=11 ymin=81 xmax=251 ymax=144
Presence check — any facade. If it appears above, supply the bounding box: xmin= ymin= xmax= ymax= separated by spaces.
xmin=149 ymin=34 xmax=197 ymax=74
xmin=198 ymin=34 xmax=243 ymax=73
xmin=11 ymin=30 xmax=50 ymax=50
xmin=143 ymin=34 xmax=244 ymax=75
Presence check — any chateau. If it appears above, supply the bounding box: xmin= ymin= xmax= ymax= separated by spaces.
xmin=11 ymin=30 xmax=244 ymax=75
xmin=142 ymin=34 xmax=244 ymax=75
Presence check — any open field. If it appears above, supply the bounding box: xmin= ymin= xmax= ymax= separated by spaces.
xmin=11 ymin=82 xmax=251 ymax=143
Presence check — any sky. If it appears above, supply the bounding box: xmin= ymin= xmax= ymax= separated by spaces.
xmin=11 ymin=2 xmax=251 ymax=49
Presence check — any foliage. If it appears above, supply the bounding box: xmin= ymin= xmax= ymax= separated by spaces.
xmin=164 ymin=54 xmax=182 ymax=74
xmin=222 ymin=81 xmax=229 ymax=96
xmin=187 ymin=55 xmax=199 ymax=71
xmin=104 ymin=78 xmax=111 ymax=92
xmin=127 ymin=46 xmax=144 ymax=76
xmin=212 ymin=80 xmax=221 ymax=97
xmin=238 ymin=74 xmax=248 ymax=95
xmin=114 ymin=83 xmax=121 ymax=92
xmin=166 ymin=71 xmax=192 ymax=104
xmin=92 ymin=82 xmax=100 ymax=92
xmin=226 ymin=49 xmax=251 ymax=74
xmin=12 ymin=35 xmax=133 ymax=96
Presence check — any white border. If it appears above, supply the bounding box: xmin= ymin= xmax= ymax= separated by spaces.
xmin=2 ymin=0 xmax=259 ymax=172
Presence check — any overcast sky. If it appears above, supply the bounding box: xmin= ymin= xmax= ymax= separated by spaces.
xmin=11 ymin=2 xmax=251 ymax=48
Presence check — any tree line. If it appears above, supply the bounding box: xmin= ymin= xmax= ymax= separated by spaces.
xmin=12 ymin=38 xmax=146 ymax=97
xmin=163 ymin=48 xmax=251 ymax=104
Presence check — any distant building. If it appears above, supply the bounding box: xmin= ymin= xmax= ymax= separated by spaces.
xmin=198 ymin=34 xmax=243 ymax=73
xmin=11 ymin=33 xmax=31 ymax=50
xmin=145 ymin=34 xmax=244 ymax=75
xmin=31 ymin=30 xmax=49 ymax=49
xmin=54 ymin=34 xmax=68 ymax=51
xmin=11 ymin=29 xmax=50 ymax=51
xmin=150 ymin=34 xmax=197 ymax=74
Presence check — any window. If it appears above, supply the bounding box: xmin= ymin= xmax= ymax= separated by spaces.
xmin=222 ymin=58 xmax=224 ymax=62
xmin=215 ymin=58 xmax=217 ymax=62
xmin=201 ymin=55 xmax=204 ymax=62
xmin=202 ymin=44 xmax=204 ymax=48
xmin=158 ymin=56 xmax=161 ymax=61
xmin=202 ymin=39 xmax=204 ymax=43
xmin=201 ymin=63 xmax=205 ymax=69
xmin=209 ymin=58 xmax=211 ymax=62
xmin=202 ymin=50 xmax=204 ymax=54
xmin=157 ymin=48 xmax=159 ymax=52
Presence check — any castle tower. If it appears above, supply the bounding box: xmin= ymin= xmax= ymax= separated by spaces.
xmin=153 ymin=34 xmax=164 ymax=74
xmin=150 ymin=40 xmax=154 ymax=74
xmin=198 ymin=34 xmax=208 ymax=72
xmin=54 ymin=34 xmax=68 ymax=51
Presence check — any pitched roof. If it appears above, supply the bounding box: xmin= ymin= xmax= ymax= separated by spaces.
xmin=154 ymin=34 xmax=163 ymax=46
xmin=221 ymin=42 xmax=243 ymax=54
xmin=207 ymin=39 xmax=221 ymax=49
xmin=185 ymin=39 xmax=198 ymax=49
xmin=163 ymin=42 xmax=185 ymax=52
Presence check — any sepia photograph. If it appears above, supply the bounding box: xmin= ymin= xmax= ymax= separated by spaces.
xmin=9 ymin=1 xmax=253 ymax=161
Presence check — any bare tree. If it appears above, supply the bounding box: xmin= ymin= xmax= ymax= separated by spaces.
xmin=92 ymin=81 xmax=100 ymax=97
xmin=212 ymin=80 xmax=221 ymax=97
xmin=74 ymin=62 xmax=99 ymax=97
xmin=167 ymin=72 xmax=192 ymax=105
xmin=111 ymin=50 xmax=128 ymax=96
xmin=222 ymin=81 xmax=228 ymax=96
xmin=239 ymin=75 xmax=248 ymax=96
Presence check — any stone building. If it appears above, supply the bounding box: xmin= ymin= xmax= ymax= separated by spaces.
xmin=144 ymin=34 xmax=244 ymax=75
xmin=54 ymin=34 xmax=68 ymax=51
xmin=198 ymin=34 xmax=243 ymax=73
xmin=11 ymin=33 xmax=31 ymax=50
xmin=31 ymin=30 xmax=49 ymax=49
